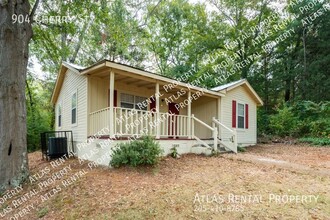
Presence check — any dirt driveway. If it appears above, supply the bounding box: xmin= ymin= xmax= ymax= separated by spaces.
xmin=224 ymin=144 xmax=330 ymax=177
xmin=1 ymin=143 xmax=330 ymax=220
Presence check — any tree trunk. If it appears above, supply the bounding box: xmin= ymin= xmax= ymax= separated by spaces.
xmin=0 ymin=0 xmax=32 ymax=192
xmin=263 ymin=54 xmax=269 ymax=112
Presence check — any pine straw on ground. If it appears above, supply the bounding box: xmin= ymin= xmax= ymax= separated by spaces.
xmin=1 ymin=143 xmax=330 ymax=220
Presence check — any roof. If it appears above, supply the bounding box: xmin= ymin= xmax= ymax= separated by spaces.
xmin=51 ymin=60 xmax=225 ymax=104
xmin=211 ymin=79 xmax=263 ymax=106
xmin=64 ymin=62 xmax=85 ymax=70
xmin=211 ymin=79 xmax=246 ymax=91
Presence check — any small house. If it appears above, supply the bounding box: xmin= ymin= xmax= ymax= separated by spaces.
xmin=51 ymin=60 xmax=263 ymax=165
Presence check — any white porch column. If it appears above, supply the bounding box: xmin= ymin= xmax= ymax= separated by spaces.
xmin=156 ymin=82 xmax=160 ymax=139
xmin=187 ymin=90 xmax=192 ymax=139
xmin=109 ymin=70 xmax=115 ymax=137
xmin=217 ymin=97 xmax=221 ymax=136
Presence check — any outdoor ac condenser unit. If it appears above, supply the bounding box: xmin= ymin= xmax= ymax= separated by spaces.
xmin=48 ymin=137 xmax=68 ymax=159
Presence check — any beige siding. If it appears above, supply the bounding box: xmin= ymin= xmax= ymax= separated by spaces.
xmin=220 ymin=86 xmax=257 ymax=146
xmin=88 ymin=79 xmax=188 ymax=115
xmin=88 ymin=77 xmax=109 ymax=113
xmin=192 ymin=97 xmax=217 ymax=139
xmin=55 ymin=70 xmax=88 ymax=143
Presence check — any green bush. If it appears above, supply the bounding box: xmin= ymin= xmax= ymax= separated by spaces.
xmin=260 ymin=101 xmax=330 ymax=139
xmin=257 ymin=108 xmax=271 ymax=136
xmin=237 ymin=145 xmax=246 ymax=152
xmin=299 ymin=137 xmax=330 ymax=146
xmin=110 ymin=136 xmax=163 ymax=168
xmin=310 ymin=119 xmax=330 ymax=137
xmin=269 ymin=105 xmax=298 ymax=137
xmin=293 ymin=101 xmax=330 ymax=138
xmin=170 ymin=146 xmax=179 ymax=158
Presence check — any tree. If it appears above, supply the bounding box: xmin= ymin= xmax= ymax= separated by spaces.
xmin=208 ymin=0 xmax=276 ymax=79
xmin=146 ymin=0 xmax=210 ymax=78
xmin=0 ymin=0 xmax=32 ymax=192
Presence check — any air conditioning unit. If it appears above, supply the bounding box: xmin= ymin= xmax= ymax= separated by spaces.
xmin=48 ymin=137 xmax=68 ymax=159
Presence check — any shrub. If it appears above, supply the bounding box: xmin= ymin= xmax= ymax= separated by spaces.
xmin=237 ymin=145 xmax=246 ymax=152
xmin=299 ymin=137 xmax=330 ymax=146
xmin=293 ymin=101 xmax=330 ymax=137
xmin=269 ymin=105 xmax=298 ymax=137
xmin=170 ymin=146 xmax=179 ymax=158
xmin=260 ymin=101 xmax=330 ymax=139
xmin=257 ymin=108 xmax=271 ymax=136
xmin=110 ymin=136 xmax=163 ymax=168
xmin=310 ymin=119 xmax=330 ymax=137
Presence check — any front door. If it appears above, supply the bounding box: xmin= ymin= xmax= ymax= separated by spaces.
xmin=168 ymin=103 xmax=179 ymax=138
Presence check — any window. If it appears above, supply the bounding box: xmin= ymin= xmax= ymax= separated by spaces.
xmin=120 ymin=93 xmax=134 ymax=109
xmin=58 ymin=104 xmax=62 ymax=127
xmin=135 ymin=96 xmax=147 ymax=111
xmin=71 ymin=92 xmax=77 ymax=124
xmin=120 ymin=93 xmax=147 ymax=111
xmin=237 ymin=103 xmax=245 ymax=129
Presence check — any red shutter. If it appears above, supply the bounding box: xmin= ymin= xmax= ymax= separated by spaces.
xmin=108 ymin=90 xmax=117 ymax=107
xmin=245 ymin=104 xmax=249 ymax=129
xmin=114 ymin=90 xmax=117 ymax=107
xmin=150 ymin=96 xmax=156 ymax=113
xmin=232 ymin=100 xmax=236 ymax=128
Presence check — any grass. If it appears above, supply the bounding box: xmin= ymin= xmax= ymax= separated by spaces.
xmin=298 ymin=137 xmax=330 ymax=146
xmin=37 ymin=207 xmax=48 ymax=218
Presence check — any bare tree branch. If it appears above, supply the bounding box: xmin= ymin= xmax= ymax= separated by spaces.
xmin=30 ymin=0 xmax=41 ymax=23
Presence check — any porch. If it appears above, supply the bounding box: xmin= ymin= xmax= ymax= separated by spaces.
xmin=88 ymin=106 xmax=237 ymax=153
xmin=89 ymin=107 xmax=191 ymax=138
xmin=86 ymin=65 xmax=237 ymax=153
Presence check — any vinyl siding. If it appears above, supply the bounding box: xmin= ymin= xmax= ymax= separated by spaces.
xmin=220 ymin=86 xmax=257 ymax=145
xmin=55 ymin=70 xmax=88 ymax=143
xmin=88 ymin=79 xmax=188 ymax=115
xmin=191 ymin=97 xmax=217 ymax=139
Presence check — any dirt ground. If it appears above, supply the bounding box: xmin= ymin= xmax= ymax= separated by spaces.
xmin=1 ymin=143 xmax=330 ymax=220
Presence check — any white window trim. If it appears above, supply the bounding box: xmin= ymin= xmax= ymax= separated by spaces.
xmin=58 ymin=101 xmax=62 ymax=130
xmin=237 ymin=102 xmax=245 ymax=130
xmin=71 ymin=89 xmax=78 ymax=127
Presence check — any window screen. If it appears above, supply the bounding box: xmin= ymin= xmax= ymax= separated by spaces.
xmin=72 ymin=92 xmax=77 ymax=124
xmin=237 ymin=103 xmax=245 ymax=129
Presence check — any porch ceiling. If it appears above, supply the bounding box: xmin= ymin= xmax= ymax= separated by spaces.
xmin=83 ymin=61 xmax=224 ymax=98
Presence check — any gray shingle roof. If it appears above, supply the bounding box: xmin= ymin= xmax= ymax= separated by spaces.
xmin=211 ymin=79 xmax=246 ymax=91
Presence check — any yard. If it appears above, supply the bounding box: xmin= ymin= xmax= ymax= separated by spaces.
xmin=2 ymin=143 xmax=330 ymax=220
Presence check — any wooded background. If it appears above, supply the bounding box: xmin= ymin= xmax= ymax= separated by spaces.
xmin=26 ymin=0 xmax=330 ymax=150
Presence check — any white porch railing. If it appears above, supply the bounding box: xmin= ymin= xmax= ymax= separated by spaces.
xmin=212 ymin=117 xmax=237 ymax=153
xmin=113 ymin=107 xmax=156 ymax=136
xmin=89 ymin=107 xmax=110 ymax=136
xmin=89 ymin=107 xmax=190 ymax=138
xmin=88 ymin=107 xmax=237 ymax=153
xmin=191 ymin=114 xmax=218 ymax=152
xmin=159 ymin=113 xmax=190 ymax=138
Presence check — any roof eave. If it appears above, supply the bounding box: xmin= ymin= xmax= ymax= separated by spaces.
xmin=51 ymin=65 xmax=68 ymax=104
xmin=214 ymin=79 xmax=263 ymax=106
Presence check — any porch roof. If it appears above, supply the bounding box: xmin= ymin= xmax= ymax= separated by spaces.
xmin=51 ymin=60 xmax=225 ymax=104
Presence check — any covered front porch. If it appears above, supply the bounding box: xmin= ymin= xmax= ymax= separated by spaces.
xmin=89 ymin=106 xmax=192 ymax=139
xmin=84 ymin=63 xmax=237 ymax=152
